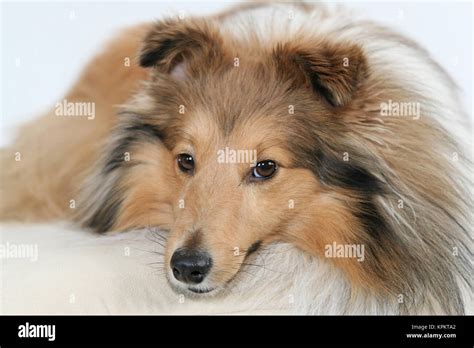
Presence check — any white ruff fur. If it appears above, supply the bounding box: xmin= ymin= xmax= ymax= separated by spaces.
xmin=145 ymin=230 xmax=443 ymax=315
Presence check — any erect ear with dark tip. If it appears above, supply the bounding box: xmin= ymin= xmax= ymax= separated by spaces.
xmin=139 ymin=18 xmax=223 ymax=75
xmin=276 ymin=41 xmax=368 ymax=107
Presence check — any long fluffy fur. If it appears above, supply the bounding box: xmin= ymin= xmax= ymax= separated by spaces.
xmin=1 ymin=2 xmax=472 ymax=314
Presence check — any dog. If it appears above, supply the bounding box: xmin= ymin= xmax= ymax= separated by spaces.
xmin=1 ymin=2 xmax=472 ymax=314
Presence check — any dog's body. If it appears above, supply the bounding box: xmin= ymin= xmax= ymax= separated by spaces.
xmin=1 ymin=2 xmax=472 ymax=314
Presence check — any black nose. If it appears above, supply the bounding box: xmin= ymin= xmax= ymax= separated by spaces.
xmin=170 ymin=249 xmax=212 ymax=284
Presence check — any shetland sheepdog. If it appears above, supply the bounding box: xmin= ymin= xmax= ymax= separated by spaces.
xmin=1 ymin=2 xmax=472 ymax=314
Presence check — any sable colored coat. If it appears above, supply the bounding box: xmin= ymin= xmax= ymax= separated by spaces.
xmin=1 ymin=2 xmax=471 ymax=314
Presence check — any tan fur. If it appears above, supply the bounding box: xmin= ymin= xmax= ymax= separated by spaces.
xmin=1 ymin=3 xmax=471 ymax=313
xmin=0 ymin=24 xmax=151 ymax=221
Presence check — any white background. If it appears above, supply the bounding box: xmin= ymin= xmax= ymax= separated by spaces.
xmin=1 ymin=1 xmax=472 ymax=146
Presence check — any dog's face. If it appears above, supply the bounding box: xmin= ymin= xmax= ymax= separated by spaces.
xmin=162 ymin=86 xmax=326 ymax=294
xmin=81 ymin=18 xmax=404 ymax=295
xmin=135 ymin=18 xmax=379 ymax=295
xmin=141 ymin=65 xmax=325 ymax=294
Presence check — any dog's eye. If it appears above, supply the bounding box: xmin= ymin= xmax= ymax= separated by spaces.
xmin=251 ymin=160 xmax=277 ymax=181
xmin=177 ymin=153 xmax=195 ymax=174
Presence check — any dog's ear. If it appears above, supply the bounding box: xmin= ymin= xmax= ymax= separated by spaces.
xmin=139 ymin=18 xmax=222 ymax=78
xmin=275 ymin=41 xmax=368 ymax=107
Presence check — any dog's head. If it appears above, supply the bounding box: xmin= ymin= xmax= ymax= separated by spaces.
xmin=78 ymin=17 xmax=425 ymax=297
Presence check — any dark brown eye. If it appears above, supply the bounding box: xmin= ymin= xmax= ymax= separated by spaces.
xmin=251 ymin=160 xmax=277 ymax=181
xmin=177 ymin=153 xmax=194 ymax=174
